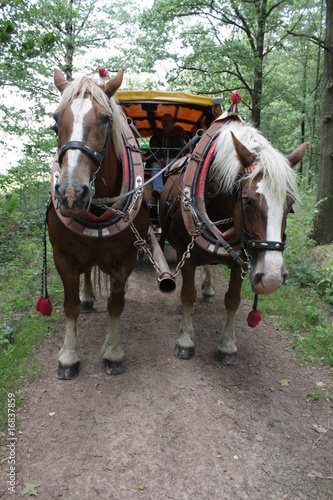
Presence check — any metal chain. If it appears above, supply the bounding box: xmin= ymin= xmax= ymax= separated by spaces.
xmin=172 ymin=226 xmax=204 ymax=278
xmin=212 ymin=217 xmax=234 ymax=226
xmin=113 ymin=192 xmax=203 ymax=281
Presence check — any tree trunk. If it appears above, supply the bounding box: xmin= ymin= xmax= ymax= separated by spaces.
xmin=313 ymin=0 xmax=333 ymax=245
xmin=307 ymin=1 xmax=324 ymax=188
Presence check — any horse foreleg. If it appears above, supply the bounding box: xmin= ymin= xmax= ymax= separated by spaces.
xmin=80 ymin=269 xmax=95 ymax=313
xmin=217 ymin=264 xmax=242 ymax=365
xmin=174 ymin=260 xmax=196 ymax=360
xmin=57 ymin=272 xmax=83 ymax=380
xmin=101 ymin=269 xmax=127 ymax=375
xmin=201 ymin=265 xmax=215 ymax=303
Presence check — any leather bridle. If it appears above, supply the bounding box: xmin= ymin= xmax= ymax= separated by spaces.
xmin=237 ymin=180 xmax=287 ymax=253
xmin=57 ymin=117 xmax=113 ymax=176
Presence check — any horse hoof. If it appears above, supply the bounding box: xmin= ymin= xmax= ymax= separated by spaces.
xmin=174 ymin=345 xmax=195 ymax=360
xmin=80 ymin=301 xmax=94 ymax=313
xmin=104 ymin=360 xmax=126 ymax=375
xmin=202 ymin=294 xmax=214 ymax=303
xmin=216 ymin=351 xmax=237 ymax=365
xmin=56 ymin=362 xmax=80 ymax=380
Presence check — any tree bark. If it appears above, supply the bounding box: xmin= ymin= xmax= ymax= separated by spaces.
xmin=313 ymin=0 xmax=333 ymax=244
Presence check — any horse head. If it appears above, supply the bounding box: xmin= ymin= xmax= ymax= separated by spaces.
xmin=52 ymin=68 xmax=124 ymax=217
xmin=229 ymin=129 xmax=308 ymax=294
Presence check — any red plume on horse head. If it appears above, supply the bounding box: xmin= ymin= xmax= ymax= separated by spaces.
xmin=230 ymin=90 xmax=242 ymax=113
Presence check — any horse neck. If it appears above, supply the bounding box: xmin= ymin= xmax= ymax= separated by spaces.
xmin=205 ymin=190 xmax=234 ymax=223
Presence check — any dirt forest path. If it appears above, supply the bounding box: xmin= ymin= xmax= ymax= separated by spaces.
xmin=1 ymin=248 xmax=332 ymax=500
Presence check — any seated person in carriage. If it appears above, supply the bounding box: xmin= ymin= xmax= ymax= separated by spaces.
xmin=147 ymin=113 xmax=185 ymax=199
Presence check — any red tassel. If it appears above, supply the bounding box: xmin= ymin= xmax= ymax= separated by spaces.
xmin=230 ymin=90 xmax=242 ymax=104
xmin=98 ymin=67 xmax=109 ymax=78
xmin=247 ymin=308 xmax=262 ymax=328
xmin=36 ymin=296 xmax=53 ymax=316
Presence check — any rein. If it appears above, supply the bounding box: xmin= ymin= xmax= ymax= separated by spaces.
xmin=90 ymin=119 xmax=204 ymax=207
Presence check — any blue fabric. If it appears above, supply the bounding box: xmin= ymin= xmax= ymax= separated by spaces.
xmin=151 ymin=161 xmax=164 ymax=194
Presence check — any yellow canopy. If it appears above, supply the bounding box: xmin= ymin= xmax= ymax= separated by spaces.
xmin=115 ymin=90 xmax=219 ymax=138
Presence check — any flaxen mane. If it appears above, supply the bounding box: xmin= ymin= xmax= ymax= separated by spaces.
xmin=210 ymin=121 xmax=298 ymax=204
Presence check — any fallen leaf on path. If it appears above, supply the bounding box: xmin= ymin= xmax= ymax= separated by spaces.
xmin=312 ymin=423 xmax=327 ymax=434
xmin=49 ymin=412 xmax=55 ymax=417
xmin=21 ymin=483 xmax=40 ymax=496
xmin=279 ymin=379 xmax=291 ymax=387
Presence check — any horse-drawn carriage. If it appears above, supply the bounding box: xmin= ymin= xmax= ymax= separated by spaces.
xmin=115 ymin=89 xmax=223 ymax=230
xmin=38 ymin=69 xmax=307 ymax=379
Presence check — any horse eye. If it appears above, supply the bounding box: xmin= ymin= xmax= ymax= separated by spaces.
xmin=99 ymin=114 xmax=110 ymax=126
xmin=243 ymin=197 xmax=257 ymax=209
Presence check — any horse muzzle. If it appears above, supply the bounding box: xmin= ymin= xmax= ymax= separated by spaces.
xmin=249 ymin=252 xmax=288 ymax=295
xmin=54 ymin=181 xmax=91 ymax=217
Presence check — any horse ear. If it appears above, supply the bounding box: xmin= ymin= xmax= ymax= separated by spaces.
xmin=54 ymin=68 xmax=68 ymax=93
xmin=105 ymin=69 xmax=125 ymax=98
xmin=231 ymin=131 xmax=256 ymax=170
xmin=287 ymin=142 xmax=309 ymax=168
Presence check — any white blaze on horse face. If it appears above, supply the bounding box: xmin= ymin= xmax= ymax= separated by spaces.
xmin=255 ymin=179 xmax=286 ymax=292
xmin=67 ymin=97 xmax=92 ymax=181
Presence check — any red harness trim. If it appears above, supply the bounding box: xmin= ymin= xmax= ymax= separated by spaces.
xmin=180 ymin=115 xmax=244 ymax=257
xmin=197 ymin=137 xmax=219 ymax=198
xmin=82 ymin=207 xmax=116 ymax=222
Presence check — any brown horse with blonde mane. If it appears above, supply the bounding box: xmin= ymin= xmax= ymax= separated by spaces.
xmin=48 ymin=69 xmax=148 ymax=379
xmin=160 ymin=114 xmax=308 ymax=364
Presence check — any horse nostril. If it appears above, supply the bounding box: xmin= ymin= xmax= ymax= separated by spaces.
xmin=254 ymin=273 xmax=263 ymax=286
xmin=282 ymin=271 xmax=288 ymax=285
xmin=54 ymin=183 xmax=63 ymax=198
xmin=80 ymin=184 xmax=90 ymax=201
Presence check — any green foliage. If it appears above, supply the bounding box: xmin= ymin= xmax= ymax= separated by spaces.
xmin=304 ymin=391 xmax=321 ymax=402
xmin=0 ymin=173 xmax=62 ymax=431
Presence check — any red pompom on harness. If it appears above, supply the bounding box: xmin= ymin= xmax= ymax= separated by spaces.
xmin=247 ymin=294 xmax=262 ymax=328
xmin=36 ymin=296 xmax=53 ymax=316
xmin=36 ymin=196 xmax=53 ymax=316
